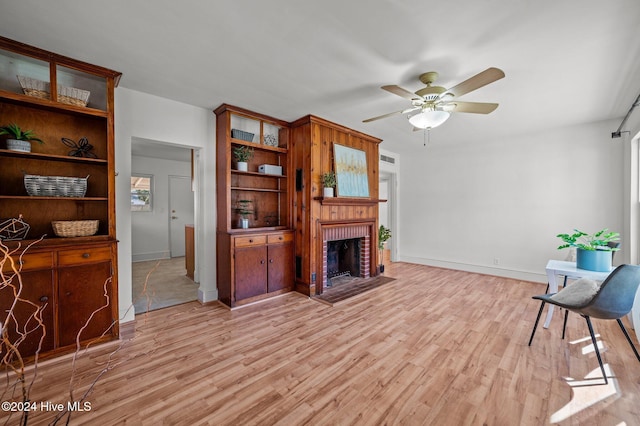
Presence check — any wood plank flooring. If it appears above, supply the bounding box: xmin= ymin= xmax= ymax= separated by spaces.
xmin=9 ymin=262 xmax=640 ymax=425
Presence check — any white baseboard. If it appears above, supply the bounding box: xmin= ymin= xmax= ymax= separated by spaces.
xmin=399 ymin=255 xmax=548 ymax=283
xmin=198 ymin=288 xmax=218 ymax=304
xmin=132 ymin=251 xmax=170 ymax=262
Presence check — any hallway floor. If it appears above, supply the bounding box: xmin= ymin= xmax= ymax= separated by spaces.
xmin=132 ymin=257 xmax=198 ymax=314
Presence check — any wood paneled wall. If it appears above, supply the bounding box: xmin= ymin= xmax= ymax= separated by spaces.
xmin=290 ymin=115 xmax=382 ymax=295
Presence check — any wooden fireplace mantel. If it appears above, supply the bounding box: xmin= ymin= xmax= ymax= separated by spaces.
xmin=313 ymin=197 xmax=387 ymax=206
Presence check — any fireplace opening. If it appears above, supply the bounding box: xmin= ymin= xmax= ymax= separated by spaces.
xmin=326 ymin=238 xmax=361 ymax=286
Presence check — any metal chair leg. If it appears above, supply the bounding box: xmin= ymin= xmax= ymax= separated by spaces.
xmin=562 ymin=309 xmax=569 ymax=340
xmin=529 ymin=301 xmax=546 ymax=346
xmin=585 ymin=316 xmax=608 ymax=384
xmin=616 ymin=318 xmax=640 ymax=363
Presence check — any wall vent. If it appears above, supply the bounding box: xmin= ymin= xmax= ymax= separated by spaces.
xmin=380 ymin=154 xmax=395 ymax=164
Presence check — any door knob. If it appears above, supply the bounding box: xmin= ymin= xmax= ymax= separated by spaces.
xmin=171 ymin=216 xmax=178 ymax=219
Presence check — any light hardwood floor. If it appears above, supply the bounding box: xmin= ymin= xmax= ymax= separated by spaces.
xmin=14 ymin=262 xmax=640 ymax=425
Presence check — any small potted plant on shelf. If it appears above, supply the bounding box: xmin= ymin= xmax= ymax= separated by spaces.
xmin=236 ymin=199 xmax=253 ymax=229
xmin=557 ymin=228 xmax=620 ymax=272
xmin=233 ymin=145 xmax=254 ymax=172
xmin=321 ymin=171 xmax=336 ymax=197
xmin=0 ymin=123 xmax=44 ymax=152
xmin=378 ymin=225 xmax=392 ymax=273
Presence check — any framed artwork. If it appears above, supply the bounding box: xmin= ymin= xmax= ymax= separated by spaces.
xmin=333 ymin=143 xmax=370 ymax=197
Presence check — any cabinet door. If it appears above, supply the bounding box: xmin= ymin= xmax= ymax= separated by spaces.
xmin=267 ymin=242 xmax=294 ymax=293
xmin=58 ymin=261 xmax=113 ymax=347
xmin=0 ymin=270 xmax=55 ymax=357
xmin=234 ymin=245 xmax=267 ymax=301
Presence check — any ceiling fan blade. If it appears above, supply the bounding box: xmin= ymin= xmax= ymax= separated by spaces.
xmin=363 ymin=106 xmax=419 ymax=123
xmin=444 ymin=67 xmax=505 ymax=98
xmin=442 ymin=101 xmax=499 ymax=114
xmin=381 ymin=85 xmax=423 ymax=101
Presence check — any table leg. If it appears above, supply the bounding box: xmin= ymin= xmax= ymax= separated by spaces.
xmin=543 ymin=269 xmax=559 ymax=328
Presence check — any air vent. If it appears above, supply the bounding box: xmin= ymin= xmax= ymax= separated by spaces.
xmin=380 ymin=154 xmax=395 ymax=164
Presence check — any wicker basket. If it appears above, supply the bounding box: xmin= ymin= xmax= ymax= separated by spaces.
xmin=24 ymin=174 xmax=88 ymax=197
xmin=51 ymin=220 xmax=99 ymax=237
xmin=17 ymin=75 xmax=90 ymax=107
xmin=231 ymin=129 xmax=255 ymax=142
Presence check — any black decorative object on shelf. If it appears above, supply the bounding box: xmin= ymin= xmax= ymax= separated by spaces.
xmin=61 ymin=137 xmax=97 ymax=158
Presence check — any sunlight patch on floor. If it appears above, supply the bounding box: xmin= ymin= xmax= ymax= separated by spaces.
xmin=551 ymin=364 xmax=619 ymax=422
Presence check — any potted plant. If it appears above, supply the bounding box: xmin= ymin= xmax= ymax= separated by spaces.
xmin=321 ymin=171 xmax=336 ymax=197
xmin=236 ymin=199 xmax=253 ymax=229
xmin=233 ymin=145 xmax=253 ymax=172
xmin=0 ymin=123 xmax=44 ymax=152
xmin=378 ymin=225 xmax=392 ymax=273
xmin=557 ymin=228 xmax=620 ymax=272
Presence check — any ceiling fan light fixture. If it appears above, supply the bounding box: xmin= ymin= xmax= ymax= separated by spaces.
xmin=408 ymin=110 xmax=450 ymax=129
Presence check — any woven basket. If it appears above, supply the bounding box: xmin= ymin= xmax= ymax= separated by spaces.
xmin=51 ymin=220 xmax=99 ymax=237
xmin=231 ymin=129 xmax=255 ymax=142
xmin=17 ymin=75 xmax=90 ymax=107
xmin=24 ymin=174 xmax=88 ymax=197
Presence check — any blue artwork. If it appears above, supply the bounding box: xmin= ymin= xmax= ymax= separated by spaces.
xmin=333 ymin=143 xmax=369 ymax=197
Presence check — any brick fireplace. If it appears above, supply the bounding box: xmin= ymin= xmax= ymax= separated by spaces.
xmin=320 ymin=222 xmax=373 ymax=292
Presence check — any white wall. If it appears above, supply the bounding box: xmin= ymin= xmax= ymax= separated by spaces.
xmin=399 ymin=119 xmax=624 ymax=282
xmin=131 ymin=155 xmax=191 ymax=262
xmin=115 ymin=88 xmax=216 ymax=324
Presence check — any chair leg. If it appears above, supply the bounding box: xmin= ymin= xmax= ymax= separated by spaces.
xmin=562 ymin=309 xmax=569 ymax=340
xmin=585 ymin=316 xmax=608 ymax=384
xmin=528 ymin=301 xmax=546 ymax=346
xmin=616 ymin=318 xmax=640 ymax=363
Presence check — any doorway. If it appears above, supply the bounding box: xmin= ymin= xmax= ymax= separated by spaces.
xmin=131 ymin=138 xmax=199 ymax=313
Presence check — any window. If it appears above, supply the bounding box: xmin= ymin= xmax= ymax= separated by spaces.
xmin=131 ymin=174 xmax=152 ymax=212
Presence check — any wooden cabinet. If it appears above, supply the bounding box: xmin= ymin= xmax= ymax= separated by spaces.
xmin=1 ymin=242 xmax=116 ymax=360
xmin=0 ymin=252 xmax=55 ymax=358
xmin=218 ymin=230 xmax=294 ymax=308
xmin=214 ymin=104 xmax=295 ymax=307
xmin=0 ymin=37 xmax=120 ymax=360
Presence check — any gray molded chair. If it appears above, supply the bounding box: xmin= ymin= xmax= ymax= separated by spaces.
xmin=553 ymin=241 xmax=622 ymax=340
xmin=528 ymin=264 xmax=640 ymax=384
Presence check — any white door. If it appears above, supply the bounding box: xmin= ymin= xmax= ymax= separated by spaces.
xmin=169 ymin=175 xmax=194 ymax=257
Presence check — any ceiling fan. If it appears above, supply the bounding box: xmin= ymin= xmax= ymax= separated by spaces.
xmin=363 ymin=67 xmax=505 ymax=130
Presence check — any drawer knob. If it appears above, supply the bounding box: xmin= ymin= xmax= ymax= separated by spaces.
xmin=269 ymin=259 xmax=274 ymax=263
xmin=82 ymin=253 xmax=90 ymax=259
xmin=40 ymin=296 xmax=48 ymax=303
xmin=249 ymin=239 xmax=254 ymax=243
xmin=260 ymin=260 xmax=265 ymax=264
xmin=279 ymin=237 xmax=283 ymax=241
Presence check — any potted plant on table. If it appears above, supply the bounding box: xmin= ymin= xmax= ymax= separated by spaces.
xmin=378 ymin=225 xmax=392 ymax=273
xmin=321 ymin=171 xmax=336 ymax=197
xmin=233 ymin=145 xmax=253 ymax=172
xmin=236 ymin=199 xmax=253 ymax=229
xmin=557 ymin=228 xmax=620 ymax=272
xmin=0 ymin=123 xmax=44 ymax=152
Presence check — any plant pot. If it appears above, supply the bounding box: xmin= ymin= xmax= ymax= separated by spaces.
xmin=323 ymin=187 xmax=334 ymax=198
xmin=6 ymin=139 xmax=31 ymax=152
xmin=240 ymin=218 xmax=249 ymax=229
xmin=237 ymin=161 xmax=248 ymax=172
xmin=576 ymin=248 xmax=612 ymax=272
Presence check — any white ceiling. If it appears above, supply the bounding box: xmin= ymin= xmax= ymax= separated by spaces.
xmin=1 ymin=0 xmax=639 ymax=155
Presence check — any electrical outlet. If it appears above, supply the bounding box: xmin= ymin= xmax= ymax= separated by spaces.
xmin=493 ymin=258 xmax=500 ymax=265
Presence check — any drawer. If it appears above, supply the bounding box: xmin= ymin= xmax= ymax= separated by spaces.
xmin=267 ymin=233 xmax=293 ymax=244
xmin=1 ymin=251 xmax=53 ymax=272
xmin=234 ymin=235 xmax=267 ymax=248
xmin=58 ymin=246 xmax=112 ymax=266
